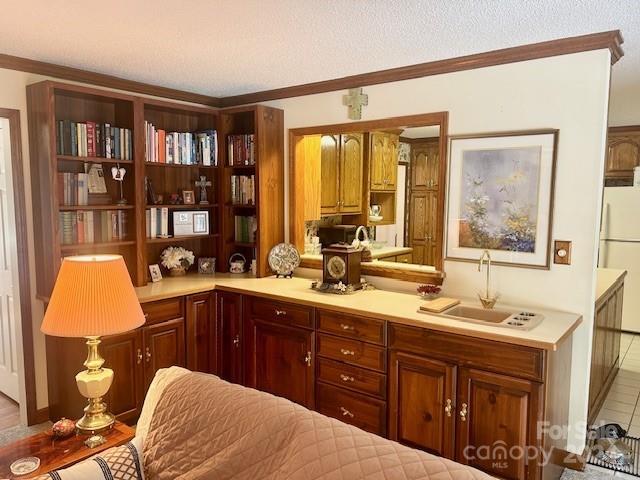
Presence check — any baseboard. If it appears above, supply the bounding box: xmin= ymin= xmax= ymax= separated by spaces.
xmin=550 ymin=447 xmax=586 ymax=471
xmin=34 ymin=407 xmax=50 ymax=425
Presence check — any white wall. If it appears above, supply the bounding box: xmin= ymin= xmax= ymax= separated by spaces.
xmin=264 ymin=49 xmax=612 ymax=452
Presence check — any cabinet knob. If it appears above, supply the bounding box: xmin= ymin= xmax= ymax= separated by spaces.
xmin=339 ymin=374 xmax=354 ymax=382
xmin=233 ymin=335 xmax=240 ymax=348
xmin=340 ymin=323 xmax=355 ymax=331
xmin=145 ymin=347 xmax=152 ymax=363
xmin=275 ymin=309 xmax=287 ymax=317
xmin=459 ymin=403 xmax=468 ymax=422
xmin=136 ymin=348 xmax=143 ymax=365
xmin=304 ymin=351 xmax=312 ymax=367
xmin=340 ymin=406 xmax=354 ymax=418
xmin=444 ymin=398 xmax=452 ymax=417
xmin=340 ymin=348 xmax=355 ymax=356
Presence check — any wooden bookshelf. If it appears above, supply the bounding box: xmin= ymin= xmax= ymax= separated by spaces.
xmin=27 ymin=81 xmax=284 ymax=298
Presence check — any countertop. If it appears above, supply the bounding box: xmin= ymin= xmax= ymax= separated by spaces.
xmin=135 ymin=274 xmax=581 ymax=351
xmin=301 ymin=245 xmax=413 ymax=261
xmin=596 ymin=267 xmax=627 ymax=303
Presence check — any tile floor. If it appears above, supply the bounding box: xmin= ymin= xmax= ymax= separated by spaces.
xmin=593 ymin=333 xmax=640 ymax=437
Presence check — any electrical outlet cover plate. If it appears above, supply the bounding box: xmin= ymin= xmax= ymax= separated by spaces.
xmin=554 ymin=240 xmax=572 ymax=265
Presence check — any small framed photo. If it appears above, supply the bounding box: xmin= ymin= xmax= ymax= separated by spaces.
xmin=198 ymin=257 xmax=216 ymax=275
xmin=193 ymin=212 xmax=208 ymax=233
xmin=149 ymin=264 xmax=163 ymax=282
xmin=182 ymin=190 xmax=195 ymax=205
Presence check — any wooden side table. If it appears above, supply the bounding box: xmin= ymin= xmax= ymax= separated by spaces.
xmin=0 ymin=422 xmax=135 ymax=479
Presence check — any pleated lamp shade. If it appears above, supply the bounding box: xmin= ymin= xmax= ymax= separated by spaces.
xmin=41 ymin=255 xmax=145 ymax=337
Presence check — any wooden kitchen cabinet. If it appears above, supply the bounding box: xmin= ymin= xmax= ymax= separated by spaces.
xmin=244 ymin=297 xmax=315 ymax=408
xmin=369 ymin=132 xmax=399 ymax=191
xmin=606 ymin=128 xmax=640 ymax=181
xmin=142 ymin=318 xmax=186 ymax=390
xmin=320 ymin=133 xmax=364 ymax=215
xmin=186 ymin=292 xmax=216 ymax=374
xmin=101 ymin=330 xmax=145 ymax=424
xmin=411 ymin=139 xmax=440 ymax=190
xmin=455 ymin=368 xmax=542 ymax=480
xmin=408 ymin=190 xmax=439 ymax=266
xmin=389 ymin=351 xmax=456 ymax=458
xmin=216 ymin=291 xmax=244 ymax=384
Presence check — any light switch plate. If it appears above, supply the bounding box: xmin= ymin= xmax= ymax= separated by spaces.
xmin=554 ymin=240 xmax=572 ymax=265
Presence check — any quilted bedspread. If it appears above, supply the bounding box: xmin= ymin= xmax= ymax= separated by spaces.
xmin=143 ymin=372 xmax=492 ymax=480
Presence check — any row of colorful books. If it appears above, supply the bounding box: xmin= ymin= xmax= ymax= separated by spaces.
xmin=58 ymin=172 xmax=89 ymax=206
xmin=144 ymin=122 xmax=218 ymax=165
xmin=227 ymin=134 xmax=255 ymax=166
xmin=234 ymin=215 xmax=257 ymax=243
xmin=56 ymin=120 xmax=132 ymax=160
xmin=230 ymin=175 xmax=255 ymax=205
xmin=59 ymin=210 xmax=128 ymax=245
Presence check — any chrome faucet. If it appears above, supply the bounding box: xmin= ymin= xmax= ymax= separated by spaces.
xmin=478 ymin=250 xmax=498 ymax=309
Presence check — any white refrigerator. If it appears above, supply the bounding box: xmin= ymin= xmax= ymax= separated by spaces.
xmin=599 ymin=187 xmax=640 ymax=332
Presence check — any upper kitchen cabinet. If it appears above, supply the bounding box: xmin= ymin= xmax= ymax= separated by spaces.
xmin=320 ymin=133 xmax=364 ymax=215
xmin=606 ymin=126 xmax=640 ymax=184
xmin=369 ymin=132 xmax=399 ymax=191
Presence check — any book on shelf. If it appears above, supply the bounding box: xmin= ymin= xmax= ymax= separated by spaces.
xmin=58 ymin=210 xmax=128 ymax=245
xmin=56 ymin=120 xmax=132 ymax=160
xmin=230 ymin=175 xmax=255 ymax=205
xmin=234 ymin=215 xmax=256 ymax=243
xmin=227 ymin=134 xmax=255 ymax=166
xmin=145 ymin=207 xmax=170 ymax=239
xmin=144 ymin=121 xmax=218 ymax=166
xmin=57 ymin=172 xmax=89 ymax=206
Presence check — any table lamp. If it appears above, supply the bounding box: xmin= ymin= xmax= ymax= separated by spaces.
xmin=41 ymin=255 xmax=144 ymax=440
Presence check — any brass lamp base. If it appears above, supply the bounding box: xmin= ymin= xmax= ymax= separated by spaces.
xmin=75 ymin=337 xmax=115 ymax=434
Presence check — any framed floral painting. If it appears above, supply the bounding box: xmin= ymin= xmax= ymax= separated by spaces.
xmin=445 ymin=130 xmax=558 ymax=268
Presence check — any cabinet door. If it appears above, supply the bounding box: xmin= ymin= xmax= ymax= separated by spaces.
xmin=389 ymin=351 xmax=456 ymax=458
xmin=186 ymin=292 xmax=216 ymax=374
xmin=607 ymin=134 xmax=640 ymax=178
xmin=217 ymin=291 xmax=243 ymax=384
xmin=320 ymin=134 xmax=340 ymax=214
xmin=244 ymin=317 xmax=314 ymax=408
xmin=408 ymin=191 xmax=439 ymax=266
xmin=143 ymin=318 xmax=186 ymax=390
xmin=101 ymin=330 xmax=144 ymax=424
xmin=369 ymin=132 xmax=386 ymax=191
xmin=383 ymin=134 xmax=399 ymax=190
xmin=411 ymin=140 xmax=439 ymax=191
xmin=339 ymin=133 xmax=364 ymax=213
xmin=456 ymin=368 xmax=542 ymax=480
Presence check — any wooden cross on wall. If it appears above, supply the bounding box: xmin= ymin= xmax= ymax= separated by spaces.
xmin=195 ymin=175 xmax=212 ymax=204
xmin=342 ymin=88 xmax=368 ymax=120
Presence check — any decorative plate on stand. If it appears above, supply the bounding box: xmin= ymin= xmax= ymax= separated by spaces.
xmin=268 ymin=243 xmax=301 ymax=278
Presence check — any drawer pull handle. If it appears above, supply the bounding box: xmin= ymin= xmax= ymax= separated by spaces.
xmin=459 ymin=403 xmax=468 ymax=422
xmin=340 ymin=323 xmax=355 ymax=331
xmin=340 ymin=348 xmax=355 ymax=356
xmin=304 ymin=351 xmax=312 ymax=367
xmin=275 ymin=309 xmax=287 ymax=316
xmin=340 ymin=374 xmax=354 ymax=382
xmin=233 ymin=335 xmax=240 ymax=348
xmin=340 ymin=407 xmax=354 ymax=418
xmin=136 ymin=348 xmax=143 ymax=365
xmin=145 ymin=347 xmax=152 ymax=363
xmin=444 ymin=398 xmax=452 ymax=417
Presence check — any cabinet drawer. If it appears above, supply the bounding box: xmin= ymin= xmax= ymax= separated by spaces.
xmin=317 ymin=333 xmax=386 ymax=372
xmin=317 ymin=358 xmax=386 ymax=399
xmin=317 ymin=383 xmax=386 ymax=436
xmin=141 ymin=297 xmax=184 ymax=325
xmin=247 ymin=296 xmax=314 ymax=329
xmin=318 ymin=310 xmax=385 ymax=345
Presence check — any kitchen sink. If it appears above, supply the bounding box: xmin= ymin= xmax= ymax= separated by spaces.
xmin=428 ymin=305 xmax=544 ymax=330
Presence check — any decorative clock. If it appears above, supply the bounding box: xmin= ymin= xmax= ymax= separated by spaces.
xmin=321 ymin=243 xmax=362 ymax=289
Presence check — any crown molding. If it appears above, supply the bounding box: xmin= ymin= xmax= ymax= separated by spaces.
xmin=220 ymin=30 xmax=623 ymax=106
xmin=0 ymin=53 xmax=221 ymax=107
xmin=0 ymin=30 xmax=623 ymax=108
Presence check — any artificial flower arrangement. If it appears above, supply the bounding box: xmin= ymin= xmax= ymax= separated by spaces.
xmin=160 ymin=246 xmax=195 ymax=276
xmin=417 ymin=283 xmax=442 ymax=299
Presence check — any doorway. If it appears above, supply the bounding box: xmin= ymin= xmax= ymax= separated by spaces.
xmin=0 ymin=108 xmax=37 ymax=428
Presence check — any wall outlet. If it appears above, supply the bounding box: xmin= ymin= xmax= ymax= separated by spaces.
xmin=554 ymin=240 xmax=572 ymax=265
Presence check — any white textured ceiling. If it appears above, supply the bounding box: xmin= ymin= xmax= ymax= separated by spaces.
xmin=1 ymin=0 xmax=638 ymax=104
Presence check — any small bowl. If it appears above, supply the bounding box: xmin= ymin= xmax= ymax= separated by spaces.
xmin=11 ymin=457 xmax=40 ymax=476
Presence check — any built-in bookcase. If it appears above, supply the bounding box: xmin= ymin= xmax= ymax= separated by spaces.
xmin=27 ymin=81 xmax=284 ymax=298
